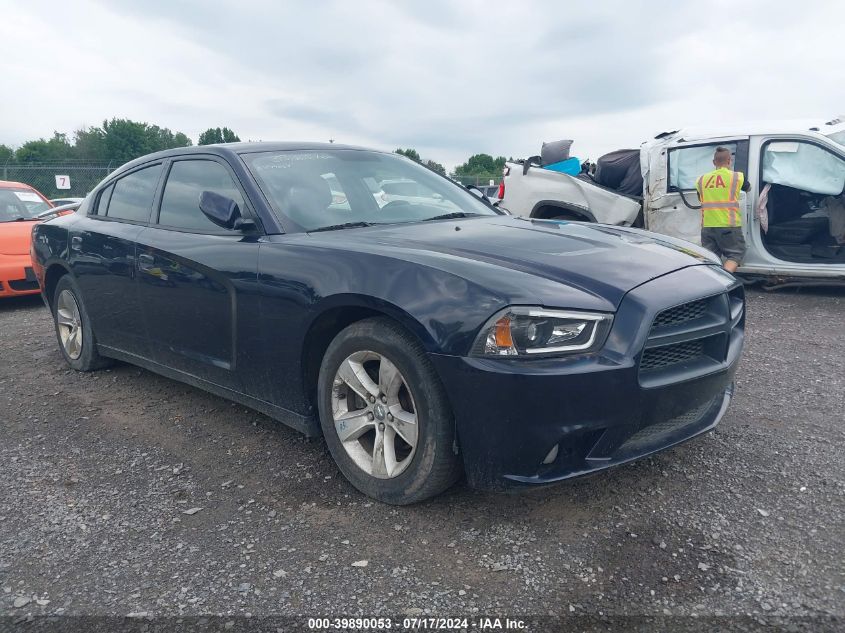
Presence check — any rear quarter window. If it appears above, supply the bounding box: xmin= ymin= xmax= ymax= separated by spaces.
xmin=95 ymin=183 xmax=114 ymax=215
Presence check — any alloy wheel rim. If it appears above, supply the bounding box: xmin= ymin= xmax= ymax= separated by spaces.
xmin=331 ymin=350 xmax=419 ymax=479
xmin=56 ymin=289 xmax=83 ymax=360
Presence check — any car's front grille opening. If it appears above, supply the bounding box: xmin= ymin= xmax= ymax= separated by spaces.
xmin=638 ymin=290 xmax=743 ymax=387
xmin=8 ymin=279 xmax=39 ymax=291
xmin=640 ymin=340 xmax=704 ymax=371
xmin=652 ymin=299 xmax=707 ymax=328
xmin=615 ymin=395 xmax=720 ymax=456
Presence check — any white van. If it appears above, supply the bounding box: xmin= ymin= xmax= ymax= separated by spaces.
xmin=499 ymin=118 xmax=845 ymax=285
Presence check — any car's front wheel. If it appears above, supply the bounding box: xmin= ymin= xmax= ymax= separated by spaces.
xmin=317 ymin=317 xmax=461 ymax=504
xmin=52 ymin=275 xmax=112 ymax=371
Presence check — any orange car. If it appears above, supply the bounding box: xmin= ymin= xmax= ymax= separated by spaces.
xmin=0 ymin=180 xmax=55 ymax=298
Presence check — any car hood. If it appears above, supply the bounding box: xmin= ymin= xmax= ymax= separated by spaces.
xmin=0 ymin=221 xmax=38 ymax=255
xmin=312 ymin=216 xmax=718 ymax=309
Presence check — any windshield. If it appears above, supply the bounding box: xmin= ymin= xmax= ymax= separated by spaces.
xmin=0 ymin=188 xmax=50 ymax=222
xmin=243 ymin=149 xmax=498 ymax=231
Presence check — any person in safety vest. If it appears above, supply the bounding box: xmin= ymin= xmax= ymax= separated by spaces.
xmin=695 ymin=147 xmax=751 ymax=273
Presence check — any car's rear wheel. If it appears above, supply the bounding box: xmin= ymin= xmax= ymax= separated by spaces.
xmin=53 ymin=275 xmax=112 ymax=371
xmin=317 ymin=317 xmax=461 ymax=504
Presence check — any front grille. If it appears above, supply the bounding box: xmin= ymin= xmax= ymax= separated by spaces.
xmin=652 ymin=299 xmax=707 ymax=328
xmin=8 ymin=279 xmax=39 ymax=291
xmin=638 ymin=286 xmax=743 ymax=388
xmin=640 ymin=340 xmax=703 ymax=371
xmin=615 ymin=395 xmax=719 ymax=455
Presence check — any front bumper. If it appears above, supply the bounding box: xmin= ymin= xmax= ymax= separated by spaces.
xmin=0 ymin=253 xmax=41 ymax=298
xmin=431 ymin=265 xmax=744 ymax=490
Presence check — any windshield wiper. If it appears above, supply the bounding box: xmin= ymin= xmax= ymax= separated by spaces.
xmin=12 ymin=217 xmax=38 ymax=222
xmin=421 ymin=212 xmax=482 ymax=222
xmin=310 ymin=221 xmax=377 ymax=233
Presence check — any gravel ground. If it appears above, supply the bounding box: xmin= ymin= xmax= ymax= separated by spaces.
xmin=0 ymin=288 xmax=843 ymax=631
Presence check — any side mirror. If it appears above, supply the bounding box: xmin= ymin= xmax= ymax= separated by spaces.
xmin=199 ymin=191 xmax=255 ymax=231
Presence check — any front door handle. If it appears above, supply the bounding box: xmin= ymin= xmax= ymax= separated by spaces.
xmin=70 ymin=235 xmax=82 ymax=251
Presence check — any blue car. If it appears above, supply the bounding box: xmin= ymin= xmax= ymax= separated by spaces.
xmin=31 ymin=143 xmax=745 ymax=504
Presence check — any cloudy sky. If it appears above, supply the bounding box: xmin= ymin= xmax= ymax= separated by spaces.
xmin=2 ymin=0 xmax=843 ymax=168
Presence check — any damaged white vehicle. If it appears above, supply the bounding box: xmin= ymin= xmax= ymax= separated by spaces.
xmin=499 ymin=117 xmax=845 ymax=286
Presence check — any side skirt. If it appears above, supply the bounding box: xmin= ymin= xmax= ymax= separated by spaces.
xmin=98 ymin=345 xmax=321 ymax=437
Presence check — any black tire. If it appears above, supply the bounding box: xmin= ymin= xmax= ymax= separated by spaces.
xmin=551 ymin=212 xmax=581 ymax=222
xmin=52 ymin=275 xmax=112 ymax=372
xmin=317 ymin=317 xmax=461 ymax=504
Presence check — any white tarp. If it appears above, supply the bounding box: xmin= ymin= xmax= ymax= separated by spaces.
xmin=762 ymin=141 xmax=845 ymax=195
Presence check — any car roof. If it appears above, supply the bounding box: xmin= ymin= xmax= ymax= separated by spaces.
xmin=648 ymin=117 xmax=845 ymax=145
xmin=0 ymin=180 xmax=37 ymax=190
xmin=113 ymin=142 xmax=385 ymax=175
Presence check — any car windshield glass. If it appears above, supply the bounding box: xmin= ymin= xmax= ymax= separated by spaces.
xmin=0 ymin=189 xmax=50 ymax=222
xmin=243 ymin=149 xmax=498 ymax=231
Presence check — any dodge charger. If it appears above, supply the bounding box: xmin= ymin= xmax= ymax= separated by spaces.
xmin=31 ymin=143 xmax=745 ymax=504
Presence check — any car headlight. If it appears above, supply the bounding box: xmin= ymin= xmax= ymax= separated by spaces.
xmin=471 ymin=307 xmax=613 ymax=357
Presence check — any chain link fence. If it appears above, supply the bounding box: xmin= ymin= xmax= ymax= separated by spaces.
xmin=450 ymin=173 xmax=502 ymax=187
xmin=1 ymin=160 xmax=503 ymax=198
xmin=1 ymin=160 xmax=115 ymax=199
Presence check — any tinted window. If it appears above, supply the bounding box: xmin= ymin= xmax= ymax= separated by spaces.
xmin=158 ymin=160 xmax=245 ymax=231
xmin=107 ymin=164 xmax=162 ymax=222
xmin=96 ymin=184 xmax=114 ymax=216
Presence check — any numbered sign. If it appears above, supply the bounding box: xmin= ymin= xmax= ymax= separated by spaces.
xmin=55 ymin=175 xmax=71 ymax=190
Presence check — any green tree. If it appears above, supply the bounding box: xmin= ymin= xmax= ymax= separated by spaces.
xmin=72 ymin=127 xmax=107 ymax=161
xmin=198 ymin=127 xmax=241 ymax=145
xmin=454 ymin=153 xmax=508 ymax=178
xmin=0 ymin=144 xmax=13 ymax=161
xmin=395 ymin=148 xmax=446 ymax=175
xmin=394 ymin=148 xmax=421 ymax=162
xmin=101 ymin=119 xmax=149 ymax=164
xmin=423 ymin=159 xmax=446 ymax=176
xmin=99 ymin=118 xmax=192 ymax=164
xmin=14 ymin=132 xmax=74 ymax=162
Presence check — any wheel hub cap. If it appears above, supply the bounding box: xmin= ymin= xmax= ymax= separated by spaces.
xmin=331 ymin=350 xmax=419 ymax=479
xmin=56 ymin=289 xmax=83 ymax=360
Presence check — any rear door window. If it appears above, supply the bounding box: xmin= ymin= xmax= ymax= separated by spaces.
xmin=107 ymin=164 xmax=162 ymax=223
xmin=668 ymin=143 xmax=738 ymax=190
xmin=158 ymin=160 xmax=245 ymax=232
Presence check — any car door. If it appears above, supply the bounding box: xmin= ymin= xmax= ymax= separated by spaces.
xmin=134 ymin=156 xmax=260 ymax=391
xmin=646 ymin=139 xmax=749 ymax=245
xmin=69 ymin=162 xmax=163 ymax=357
xmin=750 ymin=136 xmax=845 ymax=269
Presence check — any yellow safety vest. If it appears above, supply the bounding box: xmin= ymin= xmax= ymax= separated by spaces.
xmin=695 ymin=167 xmax=744 ymax=228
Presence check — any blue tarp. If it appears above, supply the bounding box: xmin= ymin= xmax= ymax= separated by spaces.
xmin=543 ymin=157 xmax=581 ymax=176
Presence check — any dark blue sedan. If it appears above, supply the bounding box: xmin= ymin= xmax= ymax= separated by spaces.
xmin=31 ymin=143 xmax=745 ymax=504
